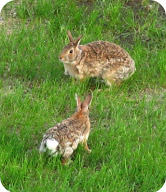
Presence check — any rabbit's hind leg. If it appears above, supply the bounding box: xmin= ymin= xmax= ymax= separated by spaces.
xmin=83 ymin=139 xmax=91 ymax=153
xmin=101 ymin=70 xmax=117 ymax=87
xmin=103 ymin=77 xmax=117 ymax=87
xmin=61 ymin=147 xmax=73 ymax=165
xmin=102 ymin=66 xmax=134 ymax=87
xmin=115 ymin=65 xmax=136 ymax=82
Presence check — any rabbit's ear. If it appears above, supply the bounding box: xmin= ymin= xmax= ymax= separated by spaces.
xmin=75 ymin=94 xmax=82 ymax=110
xmin=67 ymin=30 xmax=74 ymax=42
xmin=74 ymin=34 xmax=82 ymax=46
xmin=82 ymin=93 xmax=93 ymax=112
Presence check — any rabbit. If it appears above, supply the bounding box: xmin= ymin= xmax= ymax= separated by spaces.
xmin=39 ymin=93 xmax=93 ymax=165
xmin=59 ymin=30 xmax=136 ymax=86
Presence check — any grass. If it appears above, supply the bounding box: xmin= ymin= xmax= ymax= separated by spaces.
xmin=0 ymin=0 xmax=166 ymax=191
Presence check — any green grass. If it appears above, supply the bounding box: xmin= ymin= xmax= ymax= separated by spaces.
xmin=0 ymin=0 xmax=166 ymax=191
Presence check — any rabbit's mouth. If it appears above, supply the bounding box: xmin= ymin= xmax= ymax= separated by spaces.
xmin=60 ymin=59 xmax=75 ymax=65
xmin=60 ymin=57 xmax=77 ymax=64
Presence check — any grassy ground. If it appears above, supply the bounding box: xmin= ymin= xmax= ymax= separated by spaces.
xmin=0 ymin=0 xmax=166 ymax=191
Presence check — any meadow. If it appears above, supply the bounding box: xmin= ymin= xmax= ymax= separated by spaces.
xmin=0 ymin=0 xmax=166 ymax=191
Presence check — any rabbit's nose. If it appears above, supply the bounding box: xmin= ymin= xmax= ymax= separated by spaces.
xmin=59 ymin=55 xmax=63 ymax=60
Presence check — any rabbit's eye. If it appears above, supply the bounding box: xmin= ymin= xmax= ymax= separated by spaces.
xmin=69 ymin=50 xmax=73 ymax=53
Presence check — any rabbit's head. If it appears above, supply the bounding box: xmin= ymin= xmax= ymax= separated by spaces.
xmin=75 ymin=93 xmax=92 ymax=116
xmin=59 ymin=31 xmax=82 ymax=64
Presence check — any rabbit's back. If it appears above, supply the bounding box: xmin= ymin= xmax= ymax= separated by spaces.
xmin=40 ymin=114 xmax=90 ymax=153
xmin=76 ymin=41 xmax=136 ymax=84
xmin=81 ymin=41 xmax=133 ymax=70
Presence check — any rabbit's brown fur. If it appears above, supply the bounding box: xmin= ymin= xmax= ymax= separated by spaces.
xmin=59 ymin=31 xmax=136 ymax=86
xmin=39 ymin=93 xmax=92 ymax=165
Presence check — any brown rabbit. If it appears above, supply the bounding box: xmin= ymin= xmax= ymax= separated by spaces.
xmin=59 ymin=30 xmax=136 ymax=86
xmin=39 ymin=93 xmax=92 ymax=165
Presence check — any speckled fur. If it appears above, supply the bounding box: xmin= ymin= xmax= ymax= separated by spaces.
xmin=39 ymin=93 xmax=92 ymax=165
xmin=59 ymin=31 xmax=136 ymax=86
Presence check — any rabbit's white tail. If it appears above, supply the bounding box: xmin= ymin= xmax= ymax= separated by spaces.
xmin=46 ymin=139 xmax=59 ymax=154
xmin=39 ymin=139 xmax=59 ymax=155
